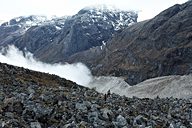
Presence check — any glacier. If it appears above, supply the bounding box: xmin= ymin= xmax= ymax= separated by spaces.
xmin=87 ymin=75 xmax=192 ymax=100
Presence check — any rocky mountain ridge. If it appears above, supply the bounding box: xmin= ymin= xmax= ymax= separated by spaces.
xmin=0 ymin=62 xmax=192 ymax=127
xmin=0 ymin=6 xmax=137 ymax=63
xmin=69 ymin=1 xmax=192 ymax=85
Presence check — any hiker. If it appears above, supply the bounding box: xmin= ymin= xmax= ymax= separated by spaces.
xmin=107 ymin=89 xmax=111 ymax=98
xmin=104 ymin=94 xmax=107 ymax=101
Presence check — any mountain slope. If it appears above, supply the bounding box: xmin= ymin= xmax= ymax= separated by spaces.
xmin=0 ymin=62 xmax=192 ymax=127
xmin=0 ymin=6 xmax=137 ymax=63
xmin=69 ymin=1 xmax=192 ymax=85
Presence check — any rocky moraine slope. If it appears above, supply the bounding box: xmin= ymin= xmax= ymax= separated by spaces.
xmin=0 ymin=62 xmax=192 ymax=127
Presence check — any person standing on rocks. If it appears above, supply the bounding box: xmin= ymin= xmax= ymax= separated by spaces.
xmin=104 ymin=90 xmax=111 ymax=102
xmin=107 ymin=90 xmax=111 ymax=98
xmin=104 ymin=94 xmax=107 ymax=101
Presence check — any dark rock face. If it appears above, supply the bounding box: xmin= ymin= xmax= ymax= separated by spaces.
xmin=0 ymin=7 xmax=137 ymax=63
xmin=0 ymin=62 xmax=192 ymax=127
xmin=69 ymin=1 xmax=192 ymax=85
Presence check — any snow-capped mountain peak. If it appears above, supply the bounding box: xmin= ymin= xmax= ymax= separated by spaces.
xmin=80 ymin=4 xmax=119 ymax=13
xmin=0 ymin=15 xmax=70 ymax=37
xmin=1 ymin=15 xmax=69 ymax=29
xmin=77 ymin=5 xmax=138 ymax=30
xmin=2 ymin=15 xmax=47 ymax=27
xmin=0 ymin=6 xmax=137 ymax=62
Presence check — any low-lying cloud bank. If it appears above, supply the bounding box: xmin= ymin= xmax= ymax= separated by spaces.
xmin=0 ymin=45 xmax=129 ymax=92
xmin=1 ymin=45 xmax=191 ymax=100
xmin=0 ymin=45 xmax=92 ymax=85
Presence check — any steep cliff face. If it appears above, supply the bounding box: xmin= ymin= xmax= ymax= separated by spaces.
xmin=0 ymin=6 xmax=137 ymax=63
xmin=69 ymin=1 xmax=192 ymax=85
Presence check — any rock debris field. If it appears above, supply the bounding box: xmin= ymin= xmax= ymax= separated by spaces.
xmin=0 ymin=62 xmax=192 ymax=128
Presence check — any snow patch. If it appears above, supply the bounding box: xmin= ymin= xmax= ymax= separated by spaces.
xmin=55 ymin=26 xmax=62 ymax=30
xmin=100 ymin=46 xmax=103 ymax=50
xmin=102 ymin=41 xmax=106 ymax=46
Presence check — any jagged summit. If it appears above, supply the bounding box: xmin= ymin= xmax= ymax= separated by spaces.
xmin=1 ymin=5 xmax=137 ymax=31
xmin=1 ymin=15 xmax=48 ymax=28
xmin=77 ymin=5 xmax=137 ymax=30
xmin=78 ymin=4 xmax=131 ymax=16
xmin=79 ymin=5 xmax=119 ymax=12
xmin=1 ymin=15 xmax=69 ymax=30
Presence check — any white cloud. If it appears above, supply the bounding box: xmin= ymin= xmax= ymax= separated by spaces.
xmin=0 ymin=45 xmax=130 ymax=93
xmin=0 ymin=45 xmax=92 ymax=85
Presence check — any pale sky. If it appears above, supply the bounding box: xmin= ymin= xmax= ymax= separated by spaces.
xmin=0 ymin=0 xmax=188 ymax=22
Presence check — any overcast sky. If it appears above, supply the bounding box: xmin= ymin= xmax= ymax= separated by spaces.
xmin=0 ymin=0 xmax=188 ymax=22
